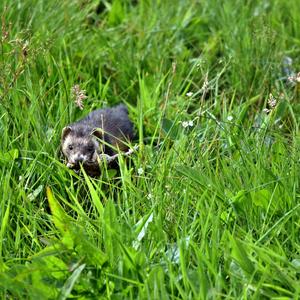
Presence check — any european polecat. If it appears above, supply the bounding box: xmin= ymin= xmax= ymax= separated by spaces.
xmin=61 ymin=104 xmax=134 ymax=176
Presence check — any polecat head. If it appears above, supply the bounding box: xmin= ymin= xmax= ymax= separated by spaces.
xmin=61 ymin=125 xmax=104 ymax=169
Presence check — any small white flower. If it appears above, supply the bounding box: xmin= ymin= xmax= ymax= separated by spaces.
xmin=186 ymin=92 xmax=193 ymax=97
xmin=288 ymin=72 xmax=300 ymax=84
xmin=182 ymin=121 xmax=189 ymax=128
xmin=137 ymin=167 xmax=144 ymax=175
xmin=147 ymin=193 xmax=153 ymax=200
xmin=181 ymin=120 xmax=194 ymax=128
xmin=227 ymin=115 xmax=233 ymax=121
xmin=268 ymin=93 xmax=277 ymax=108
xmin=263 ymin=93 xmax=277 ymax=114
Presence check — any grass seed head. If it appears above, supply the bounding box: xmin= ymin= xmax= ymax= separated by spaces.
xmin=71 ymin=84 xmax=87 ymax=110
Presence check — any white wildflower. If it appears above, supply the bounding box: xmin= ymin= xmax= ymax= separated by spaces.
xmin=263 ymin=93 xmax=278 ymax=114
xmin=287 ymin=72 xmax=300 ymax=84
xmin=182 ymin=121 xmax=189 ymax=128
xmin=188 ymin=120 xmax=194 ymax=127
xmin=186 ymin=92 xmax=193 ymax=97
xmin=147 ymin=193 xmax=153 ymax=200
xmin=137 ymin=167 xmax=144 ymax=175
xmin=268 ymin=93 xmax=277 ymax=108
xmin=227 ymin=115 xmax=233 ymax=121
xmin=181 ymin=120 xmax=194 ymax=128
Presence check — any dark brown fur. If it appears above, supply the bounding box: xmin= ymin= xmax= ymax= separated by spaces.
xmin=61 ymin=104 xmax=134 ymax=176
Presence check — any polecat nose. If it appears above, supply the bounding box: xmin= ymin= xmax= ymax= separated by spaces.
xmin=75 ymin=157 xmax=84 ymax=163
xmin=72 ymin=153 xmax=85 ymax=164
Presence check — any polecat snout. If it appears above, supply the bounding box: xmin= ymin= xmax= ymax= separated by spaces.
xmin=61 ymin=104 xmax=134 ymax=176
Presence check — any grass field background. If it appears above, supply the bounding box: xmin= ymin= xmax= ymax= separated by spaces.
xmin=0 ymin=0 xmax=299 ymax=298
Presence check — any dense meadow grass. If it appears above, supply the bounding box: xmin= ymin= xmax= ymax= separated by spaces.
xmin=0 ymin=0 xmax=299 ymax=298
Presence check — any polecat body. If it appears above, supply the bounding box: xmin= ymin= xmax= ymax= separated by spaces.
xmin=61 ymin=104 xmax=134 ymax=176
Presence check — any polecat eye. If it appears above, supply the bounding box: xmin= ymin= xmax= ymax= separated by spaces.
xmin=68 ymin=145 xmax=73 ymax=150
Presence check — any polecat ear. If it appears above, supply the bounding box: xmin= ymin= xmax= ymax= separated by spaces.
xmin=62 ymin=126 xmax=72 ymax=141
xmin=91 ymin=128 xmax=104 ymax=140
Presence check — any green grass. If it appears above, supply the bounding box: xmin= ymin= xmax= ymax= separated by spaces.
xmin=0 ymin=0 xmax=299 ymax=299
